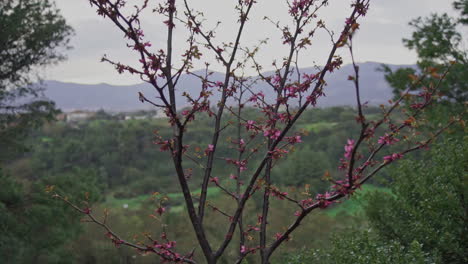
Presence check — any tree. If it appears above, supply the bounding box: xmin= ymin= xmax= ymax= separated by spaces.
xmin=0 ymin=0 xmax=73 ymax=160
xmin=55 ymin=1 xmax=460 ymax=263
xmin=382 ymin=0 xmax=467 ymax=104
xmin=0 ymin=1 xmax=91 ymax=262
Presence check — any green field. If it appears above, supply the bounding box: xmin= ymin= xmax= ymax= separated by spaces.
xmin=302 ymin=122 xmax=338 ymax=132
xmin=104 ymin=187 xmax=221 ymax=211
xmin=325 ymin=184 xmax=391 ymax=217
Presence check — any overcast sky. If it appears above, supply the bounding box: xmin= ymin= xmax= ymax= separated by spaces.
xmin=44 ymin=0 xmax=457 ymax=85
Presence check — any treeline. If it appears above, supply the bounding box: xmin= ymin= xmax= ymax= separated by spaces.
xmin=10 ymin=106 xmax=382 ymax=199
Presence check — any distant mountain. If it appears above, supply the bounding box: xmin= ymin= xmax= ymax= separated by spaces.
xmin=41 ymin=62 xmax=415 ymax=112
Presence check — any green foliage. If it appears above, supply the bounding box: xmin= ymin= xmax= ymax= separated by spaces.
xmin=454 ymin=0 xmax=468 ymax=24
xmin=287 ymin=231 xmax=435 ymax=264
xmin=0 ymin=0 xmax=73 ymax=161
xmin=383 ymin=1 xmax=467 ymax=104
xmin=273 ymin=147 xmax=330 ymax=191
xmin=364 ymin=139 xmax=468 ymax=263
xmin=288 ymin=138 xmax=467 ymax=264
xmin=0 ymin=2 xmax=87 ymax=262
xmin=0 ymin=167 xmax=101 ymax=263
xmin=0 ymin=0 xmax=72 ymax=87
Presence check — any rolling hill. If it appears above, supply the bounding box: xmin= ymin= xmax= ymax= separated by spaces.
xmin=40 ymin=62 xmax=414 ymax=111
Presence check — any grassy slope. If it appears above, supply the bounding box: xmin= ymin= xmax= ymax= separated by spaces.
xmin=325 ymin=184 xmax=391 ymax=217
xmin=104 ymin=183 xmax=390 ymax=217
xmin=104 ymin=187 xmax=221 ymax=211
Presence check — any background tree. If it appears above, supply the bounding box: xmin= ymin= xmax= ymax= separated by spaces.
xmin=0 ymin=1 xmax=100 ymax=263
xmin=382 ymin=0 xmax=467 ymax=105
xmin=0 ymin=0 xmax=73 ymax=160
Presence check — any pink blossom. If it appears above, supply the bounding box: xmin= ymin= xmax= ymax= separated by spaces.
xmin=272 ymin=74 xmax=281 ymax=84
xmin=300 ymin=198 xmax=314 ymax=208
xmin=247 ymin=225 xmax=260 ymax=232
xmin=269 ymin=148 xmax=289 ymax=160
xmin=210 ymin=177 xmax=219 ymax=185
xmin=240 ymin=245 xmax=247 ymax=254
xmin=316 ymin=192 xmax=333 ymax=209
xmin=156 ymin=207 xmax=166 ymax=216
xmin=264 ymin=129 xmax=281 ymax=140
xmin=274 ymin=233 xmax=282 ymax=240
xmin=245 ymin=120 xmax=256 ymax=130
xmin=383 ymin=153 xmax=403 ymax=163
xmin=205 ymin=144 xmax=214 ymax=155
xmin=226 ymin=159 xmax=248 ymax=171
xmin=287 ymin=135 xmax=302 ymax=144
xmin=271 ymin=189 xmax=288 ymax=200
xmin=155 ymin=140 xmax=171 ymax=152
xmin=165 ymin=241 xmax=176 ymax=249
xmin=248 ymin=92 xmax=265 ymax=102
xmin=378 ymin=133 xmax=400 ymax=145
xmin=344 ymin=139 xmax=355 ymax=159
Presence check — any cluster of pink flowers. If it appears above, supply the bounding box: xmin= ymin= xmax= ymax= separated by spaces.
xmin=344 ymin=139 xmax=355 ymax=159
xmin=245 ymin=120 xmax=256 ymax=131
xmin=315 ymin=192 xmax=333 ymax=209
xmin=205 ymin=144 xmax=214 ymax=155
xmin=378 ymin=133 xmax=400 ymax=145
xmin=249 ymin=92 xmax=265 ymax=103
xmin=155 ymin=206 xmax=166 ymax=216
xmin=306 ymin=89 xmax=324 ymax=106
xmin=225 ymin=158 xmax=248 ymax=171
xmin=332 ymin=180 xmax=354 ymax=196
xmin=246 ymin=225 xmax=260 ymax=232
xmin=152 ymin=240 xmax=181 ymax=260
xmin=268 ymin=148 xmax=289 ymax=160
xmin=240 ymin=245 xmax=260 ymax=255
xmin=132 ymin=42 xmax=152 ymax=52
xmin=155 ymin=139 xmax=171 ymax=152
xmin=289 ymin=0 xmax=313 ymax=16
xmin=270 ymin=188 xmax=288 ymax=200
xmin=338 ymin=158 xmax=348 ymax=170
xmin=353 ymin=1 xmax=369 ymax=16
xmin=345 ymin=17 xmax=355 ymax=25
xmin=383 ymin=153 xmax=403 ymax=163
xmin=286 ymin=135 xmax=302 ymax=144
xmin=209 ymin=177 xmax=219 ymax=185
xmin=271 ymin=74 xmax=282 ymax=85
xmin=300 ymin=198 xmax=314 ymax=208
xmin=274 ymin=232 xmax=283 ymax=241
xmin=105 ymin=232 xmax=124 ymax=248
xmin=263 ymin=128 xmax=281 ymax=140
